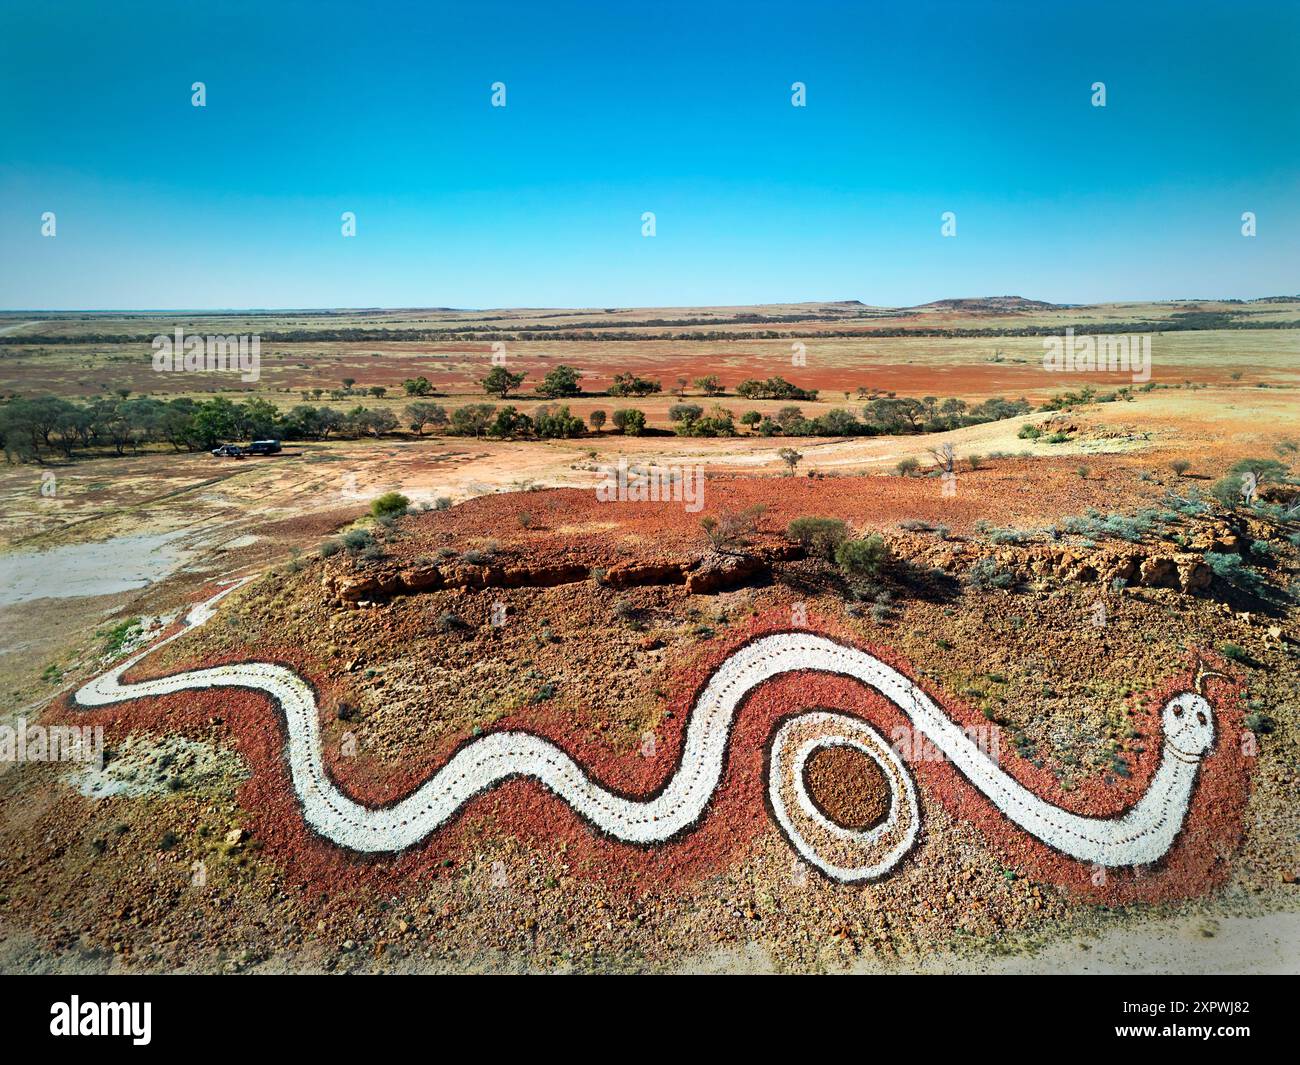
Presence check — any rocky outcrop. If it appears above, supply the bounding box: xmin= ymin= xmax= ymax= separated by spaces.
xmin=323 ymin=548 xmax=784 ymax=605
xmin=684 ymin=552 xmax=770 ymax=594
xmin=603 ymin=561 xmax=685 ymax=588
xmin=896 ymin=539 xmax=1212 ymax=594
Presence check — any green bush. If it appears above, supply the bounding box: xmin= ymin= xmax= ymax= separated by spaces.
xmin=787 ymin=516 xmax=850 ymax=560
xmin=611 ymin=408 xmax=646 ymax=435
xmin=1204 ymin=550 xmax=1265 ymax=595
xmin=341 ymin=529 xmax=374 ymax=553
xmin=370 ymin=491 xmax=410 ymax=519
xmin=835 ymin=534 xmax=888 ymax=578
xmin=966 ymin=558 xmax=1014 ymax=590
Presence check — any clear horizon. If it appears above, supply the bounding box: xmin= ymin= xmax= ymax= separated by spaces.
xmin=2 ymin=0 xmax=1297 ymax=311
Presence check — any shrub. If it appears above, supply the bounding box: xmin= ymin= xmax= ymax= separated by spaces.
xmin=462 ymin=542 xmax=497 ymax=565
xmin=612 ymin=597 xmax=644 ymax=626
xmin=987 ymin=526 xmax=1036 ymax=545
xmin=735 ymin=376 xmax=817 ymax=401
xmin=1229 ymin=457 xmax=1288 ymax=484
xmin=701 ymin=505 xmax=766 ymax=552
xmin=966 ymin=558 xmax=1014 ymax=590
xmin=787 ymin=516 xmax=850 ymax=560
xmin=611 ymin=408 xmax=646 ymax=435
xmin=608 ymin=373 xmax=662 ymax=398
xmin=1170 ymin=459 xmax=1191 ymax=477
xmin=319 ymin=539 xmax=341 ymax=558
xmin=341 ymin=529 xmax=374 ymax=553
xmin=435 ymin=612 xmax=468 ymax=633
xmin=777 ymin=447 xmax=802 ymax=474
xmin=433 ymin=496 xmax=452 ymax=511
xmin=1017 ymin=424 xmax=1042 ymax=440
xmin=895 ymin=457 xmax=920 ymax=476
xmin=1210 ymin=474 xmax=1249 ymax=507
xmin=1243 ymin=711 xmax=1275 ymax=734
xmin=835 ymin=535 xmax=888 ymax=579
xmin=1204 ymin=550 xmax=1265 ymax=595
xmin=1219 ymin=642 xmax=1249 ymax=663
xmin=370 ymin=492 xmax=410 ymax=519
xmin=532 ymin=404 xmax=585 ymax=439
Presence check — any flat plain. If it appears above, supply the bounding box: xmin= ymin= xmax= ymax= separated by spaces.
xmin=0 ymin=297 xmax=1297 ymax=973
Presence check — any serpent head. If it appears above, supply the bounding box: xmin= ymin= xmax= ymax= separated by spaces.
xmin=1162 ymin=693 xmax=1215 ymax=759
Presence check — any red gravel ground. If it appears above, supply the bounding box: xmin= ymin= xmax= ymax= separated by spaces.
xmin=50 ymin=596 xmax=1252 ymax=910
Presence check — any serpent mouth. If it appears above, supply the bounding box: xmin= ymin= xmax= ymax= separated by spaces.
xmin=1165 ymin=733 xmax=1211 ymax=760
xmin=802 ymin=744 xmax=891 ymax=831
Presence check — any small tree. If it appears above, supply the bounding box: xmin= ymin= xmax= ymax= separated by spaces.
xmin=787 ymin=516 xmax=850 ymax=561
xmin=611 ymin=408 xmax=646 ymax=436
xmin=694 ymin=375 xmax=724 ymax=396
xmin=608 ymin=373 xmax=662 ymax=398
xmin=700 ymin=505 xmax=766 ymax=552
xmin=926 ymin=442 xmax=955 ymax=473
xmin=589 ymin=409 xmax=607 ymax=432
xmin=740 ymin=410 xmax=761 ymax=429
xmin=481 ymin=365 xmax=526 ymax=399
xmin=405 ymin=402 xmax=448 ymax=435
xmin=777 ymin=447 xmax=802 ymax=475
xmin=538 ymin=364 xmax=582 ymax=398
xmin=895 ymin=456 xmax=920 ymax=476
xmin=1170 ymin=459 xmax=1191 ymax=478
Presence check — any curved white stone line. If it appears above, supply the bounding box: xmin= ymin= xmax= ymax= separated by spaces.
xmin=73 ymin=582 xmax=1215 ymax=877
xmin=769 ymin=712 xmax=920 ymax=882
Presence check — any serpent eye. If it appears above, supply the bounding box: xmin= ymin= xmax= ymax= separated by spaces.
xmin=1173 ymin=705 xmax=1184 ymax=717
xmin=1197 ymin=711 xmax=1208 ymax=726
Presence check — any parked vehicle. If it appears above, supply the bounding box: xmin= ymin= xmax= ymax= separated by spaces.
xmin=247 ymin=439 xmax=282 ymax=455
xmin=211 ymin=444 xmax=245 ymax=458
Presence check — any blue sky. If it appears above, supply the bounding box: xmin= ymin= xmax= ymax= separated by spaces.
xmin=1 ymin=0 xmax=1296 ymax=309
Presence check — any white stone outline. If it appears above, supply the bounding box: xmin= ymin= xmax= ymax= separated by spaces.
xmin=73 ymin=581 xmax=1216 ymax=879
xmin=769 ymin=713 xmax=920 ymax=882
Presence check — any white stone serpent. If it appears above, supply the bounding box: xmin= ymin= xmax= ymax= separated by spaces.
xmin=73 ymin=580 xmax=1216 ymax=881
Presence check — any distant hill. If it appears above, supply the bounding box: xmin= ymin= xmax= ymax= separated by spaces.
xmin=910 ymin=296 xmax=1060 ymax=313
